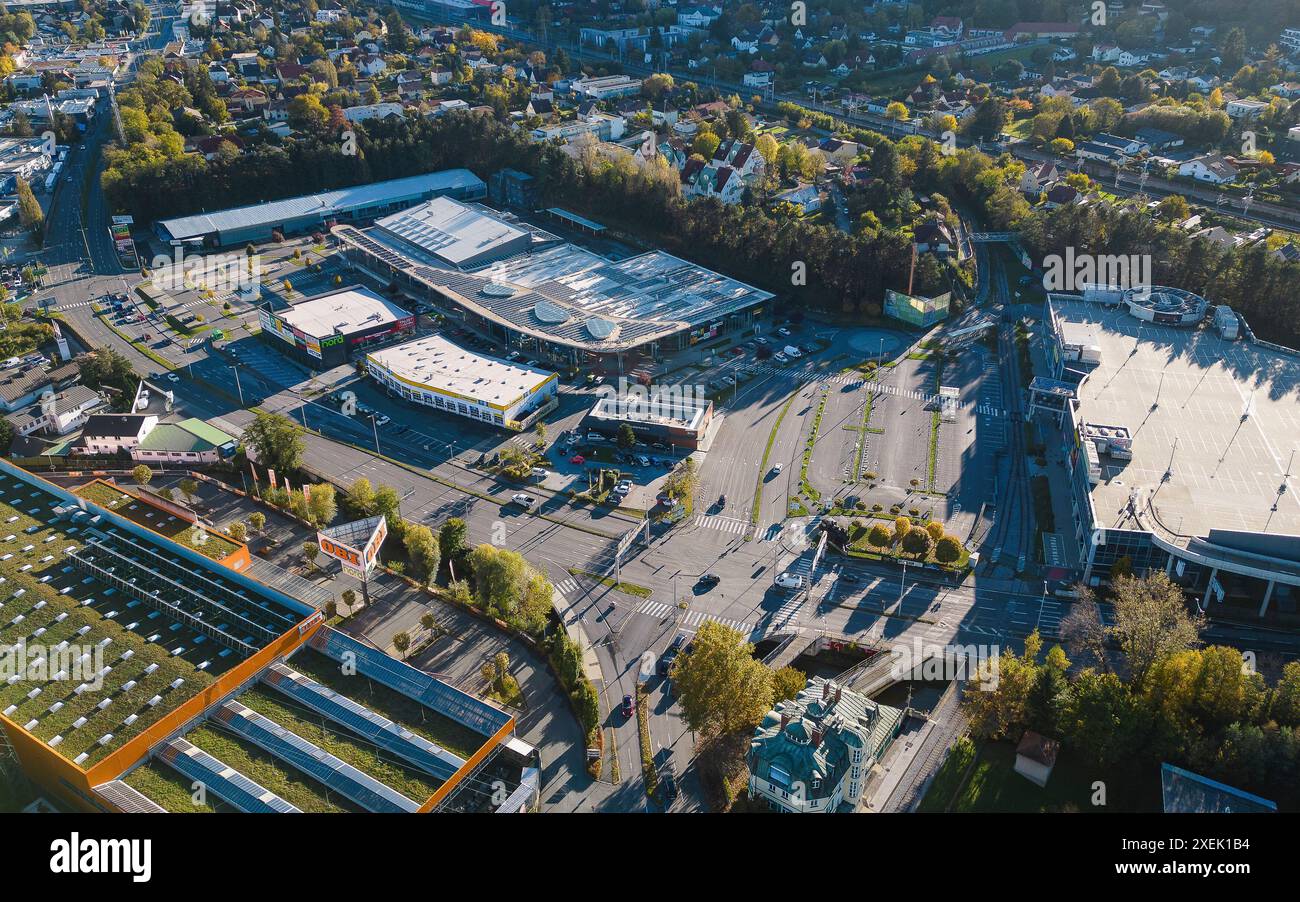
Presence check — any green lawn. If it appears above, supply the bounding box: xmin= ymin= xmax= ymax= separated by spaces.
xmin=237 ymin=686 xmax=440 ymax=803
xmin=943 ymin=740 xmax=1100 ymax=813
xmin=74 ymin=481 xmax=241 ymax=560
xmin=184 ymin=723 xmax=361 ymax=813
xmin=285 ymin=648 xmax=486 ymax=760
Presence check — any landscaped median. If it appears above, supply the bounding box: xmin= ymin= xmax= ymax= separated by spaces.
xmin=635 ymin=682 xmax=657 ymax=800
xmin=750 ymin=391 xmax=798 ymax=530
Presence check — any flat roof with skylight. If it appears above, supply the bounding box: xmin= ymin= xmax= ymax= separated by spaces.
xmin=336 ymin=199 xmax=774 ymax=352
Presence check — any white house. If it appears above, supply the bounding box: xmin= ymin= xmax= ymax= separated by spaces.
xmin=1178 ymin=154 xmax=1239 ymax=184
xmin=79 ymin=413 xmax=159 ymax=455
xmin=1225 ymin=98 xmax=1270 ymax=119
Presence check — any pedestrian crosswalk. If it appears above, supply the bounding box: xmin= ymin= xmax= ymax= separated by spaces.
xmin=633 ymin=599 xmax=756 ymax=636
xmin=694 ymin=514 xmax=748 ymax=535
xmin=555 ymin=577 xmax=579 ymax=596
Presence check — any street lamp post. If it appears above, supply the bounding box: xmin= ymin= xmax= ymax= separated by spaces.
xmin=228 ymin=365 xmax=243 ymax=405
xmin=370 ymin=414 xmax=381 ymax=455
xmin=899 ymin=559 xmax=907 ymax=604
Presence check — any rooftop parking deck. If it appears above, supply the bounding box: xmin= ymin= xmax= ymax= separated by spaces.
xmin=1055 ymin=300 xmax=1300 ymax=543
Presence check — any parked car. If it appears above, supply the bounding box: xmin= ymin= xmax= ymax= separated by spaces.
xmin=773 ymin=352 xmax=789 ymax=363
xmin=165 ymin=373 xmax=180 ymax=383
xmin=778 ymin=327 xmax=791 ymax=337
xmin=530 ymin=467 xmax=548 ymax=479
xmin=569 ymin=454 xmax=585 ymax=465
xmin=510 ymin=493 xmax=535 ymax=508
xmin=634 ymin=454 xmax=650 ymax=467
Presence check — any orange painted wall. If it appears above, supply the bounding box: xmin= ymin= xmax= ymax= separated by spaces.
xmin=417 ymin=714 xmax=516 ymax=813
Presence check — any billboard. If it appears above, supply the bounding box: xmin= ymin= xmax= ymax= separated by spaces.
xmin=884 ymin=290 xmax=951 ymax=328
xmin=317 ymin=516 xmax=387 ymax=577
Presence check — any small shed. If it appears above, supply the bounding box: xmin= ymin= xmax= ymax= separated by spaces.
xmin=1014 ymin=730 xmax=1060 ymax=787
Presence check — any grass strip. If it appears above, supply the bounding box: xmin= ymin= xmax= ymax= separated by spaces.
xmin=567 ymin=567 xmax=652 ymax=599
xmin=751 ymin=392 xmax=798 ymax=528
xmin=238 ymin=685 xmax=440 ymax=802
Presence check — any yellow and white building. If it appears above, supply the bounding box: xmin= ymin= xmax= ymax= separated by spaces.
xmin=365 ymin=333 xmax=558 ymax=430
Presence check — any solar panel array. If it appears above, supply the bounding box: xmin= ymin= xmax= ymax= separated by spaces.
xmin=262 ymin=662 xmax=465 ymax=781
xmin=214 ymin=700 xmax=421 ymax=813
xmin=158 ymin=737 xmax=301 ymax=813
xmin=309 ymin=627 xmax=510 ymax=738
xmin=92 ymin=779 xmax=169 ymax=814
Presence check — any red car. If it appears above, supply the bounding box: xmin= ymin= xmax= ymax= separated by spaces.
xmin=569 ymin=454 xmax=586 ymax=465
xmin=621 ymin=694 xmax=634 ymax=718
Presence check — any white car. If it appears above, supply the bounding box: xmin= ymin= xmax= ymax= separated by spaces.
xmin=165 ymin=373 xmax=180 ymax=383
xmin=774 ymin=572 xmax=806 ymax=591
xmin=511 ymin=493 xmax=535 ymax=508
xmin=614 ymin=480 xmax=632 ymax=494
xmin=771 ymin=462 xmax=784 ymax=475
xmin=530 ymin=467 xmax=548 ymax=479
xmin=374 ymin=415 xmax=391 ymax=427
xmin=778 ymin=327 xmax=791 ymax=337
xmin=774 ymin=352 xmax=789 ymax=363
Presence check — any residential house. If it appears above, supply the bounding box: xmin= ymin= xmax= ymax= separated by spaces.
xmin=774 ymin=183 xmax=821 ymax=214
xmin=131 ymin=417 xmax=237 ymax=464
xmin=1178 ymin=154 xmax=1239 ymax=184
xmin=1225 ymin=98 xmax=1270 ymax=119
xmin=78 ymin=413 xmax=159 ymax=455
xmin=4 ymin=386 xmax=103 ymax=439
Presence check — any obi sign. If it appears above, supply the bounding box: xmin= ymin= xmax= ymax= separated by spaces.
xmin=316 ymin=515 xmax=387 ymax=576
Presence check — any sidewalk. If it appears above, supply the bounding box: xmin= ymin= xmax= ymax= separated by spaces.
xmin=551 ymin=586 xmax=603 ymax=686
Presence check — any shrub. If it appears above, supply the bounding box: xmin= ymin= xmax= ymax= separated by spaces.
xmin=867 ymin=523 xmax=892 ymax=547
xmin=935 ymin=535 xmax=963 ymax=564
xmin=901 ymin=529 xmax=933 ymax=557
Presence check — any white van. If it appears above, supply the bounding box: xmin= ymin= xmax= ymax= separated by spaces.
xmin=774 ymin=572 xmax=806 ymax=591
xmin=784 ymin=345 xmax=802 ymax=359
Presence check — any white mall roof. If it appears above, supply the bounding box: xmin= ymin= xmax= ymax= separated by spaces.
xmin=277 ymin=286 xmax=410 ymax=339
xmin=367 ymin=333 xmax=554 ymax=409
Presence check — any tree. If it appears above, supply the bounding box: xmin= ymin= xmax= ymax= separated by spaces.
xmin=178 ymin=477 xmax=198 ymax=505
xmin=924 ymin=521 xmax=945 ymax=542
xmin=533 ymin=420 xmax=547 ymax=447
xmin=131 ymin=464 xmax=152 ymax=486
xmin=243 ymin=410 xmax=305 ymax=477
xmin=892 ymin=516 xmax=911 ymax=544
xmin=901 ymin=528 xmax=932 ymax=557
xmin=249 ymin=512 xmax=266 ymax=534
xmin=228 ymin=521 xmax=247 ymax=542
xmin=15 ymin=178 xmax=42 ymax=235
xmin=374 ymin=484 xmax=402 ymax=531
xmin=771 ymin=665 xmax=806 ymax=703
xmin=347 ymin=477 xmax=376 ymax=516
xmin=1272 ymin=661 xmax=1300 ymax=727
xmin=403 ymin=523 xmax=441 ymax=585
xmin=1060 ymin=586 xmax=1109 ymax=669
xmin=439 ymin=517 xmax=469 ymax=571
xmin=934 ymin=535 xmax=962 ymax=564
xmin=616 ymin=423 xmax=636 ymax=449
xmin=393 ymin=631 xmax=411 ymax=659
xmin=302 ymin=541 xmax=320 ymax=570
xmin=1155 ymin=194 xmax=1190 ymax=223
xmin=341 ymin=588 xmax=358 ymax=611
xmin=1222 ymin=28 xmax=1246 ymax=73
xmin=306 ymin=483 xmax=337 ymax=528
xmin=157 ymin=487 xmax=174 ymax=502
xmin=885 ymin=101 xmax=908 ymax=121
xmin=867 ymin=523 xmax=892 ymax=547
xmin=1110 ymin=572 xmax=1204 ymax=688
xmin=672 ymin=620 xmax=774 ymax=739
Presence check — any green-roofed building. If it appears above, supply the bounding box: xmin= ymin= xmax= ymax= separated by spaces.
xmin=747 ymin=676 xmax=903 ymax=812
xmin=132 ymin=417 xmax=237 ymax=464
